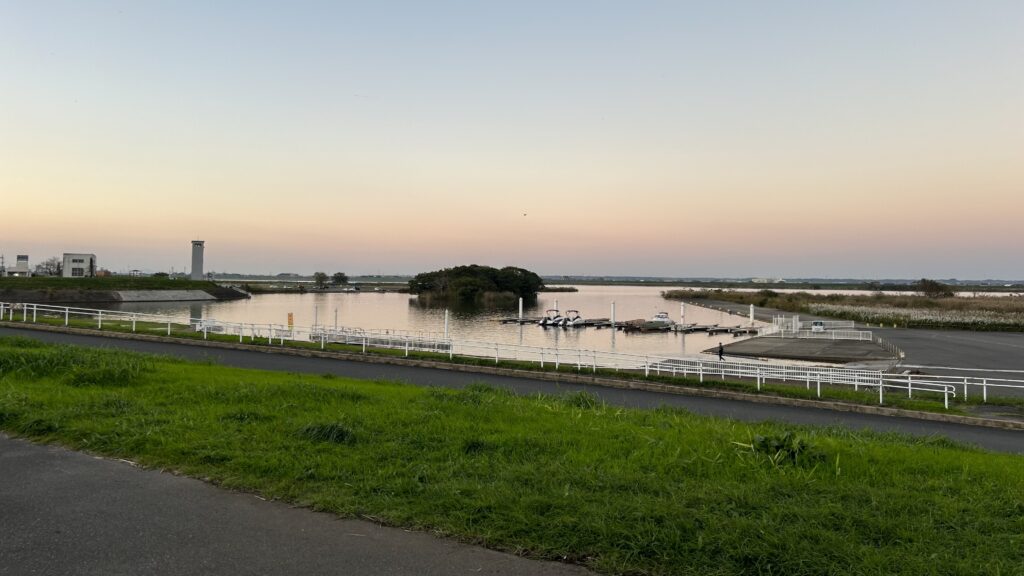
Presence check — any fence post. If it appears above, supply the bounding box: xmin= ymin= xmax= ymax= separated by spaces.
xmin=97 ymin=310 xmax=102 ymax=329
xmin=879 ymin=379 xmax=884 ymax=405
xmin=321 ymin=333 xmax=325 ymax=350
xmin=645 ymin=356 xmax=649 ymax=377
xmin=944 ymin=388 xmax=949 ymax=410
xmin=963 ymin=377 xmax=968 ymax=401
xmin=699 ymin=363 xmax=703 ymax=383
xmin=167 ymin=322 xmax=171 ymax=336
xmin=405 ymin=340 xmax=409 ymax=357
xmin=907 ymin=374 xmax=912 ymax=398
xmin=540 ymin=349 xmax=544 ymax=368
xmin=495 ymin=346 xmax=499 ymax=365
xmin=756 ymin=368 xmax=761 ymax=391
xmin=362 ymin=336 xmax=367 ymax=353
xmin=593 ymin=352 xmax=597 ymax=373
xmin=816 ymin=375 xmax=821 ymax=398
xmin=982 ymin=379 xmax=987 ymax=403
xmin=555 ymin=350 xmax=559 ymax=370
xmin=132 ymin=314 xmax=137 ymax=332
xmin=32 ymin=305 xmax=37 ymax=323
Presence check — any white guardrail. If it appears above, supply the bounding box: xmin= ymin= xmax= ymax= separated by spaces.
xmin=767 ymin=330 xmax=874 ymax=341
xmin=3 ymin=302 xmax=1024 ymax=409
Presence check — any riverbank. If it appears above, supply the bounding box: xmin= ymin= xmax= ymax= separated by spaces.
xmin=0 ymin=277 xmax=248 ymax=303
xmin=1 ymin=336 xmax=1022 ymax=575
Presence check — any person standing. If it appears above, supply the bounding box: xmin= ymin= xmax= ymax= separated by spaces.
xmin=718 ymin=342 xmax=724 ymax=361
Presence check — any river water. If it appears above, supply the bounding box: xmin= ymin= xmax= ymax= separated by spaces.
xmin=98 ymin=285 xmax=761 ymax=357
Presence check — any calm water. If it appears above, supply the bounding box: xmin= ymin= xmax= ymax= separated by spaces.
xmin=98 ymin=286 xmax=761 ymax=357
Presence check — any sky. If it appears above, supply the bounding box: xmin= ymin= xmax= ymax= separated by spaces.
xmin=1 ymin=1 xmax=1021 ymax=279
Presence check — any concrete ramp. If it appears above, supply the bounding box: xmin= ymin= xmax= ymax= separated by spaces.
xmin=715 ymin=337 xmax=896 ymax=365
xmin=116 ymin=290 xmax=216 ymax=302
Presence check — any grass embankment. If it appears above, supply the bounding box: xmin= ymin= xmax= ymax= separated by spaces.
xmin=1 ymin=337 xmax=1022 ymax=575
xmin=665 ymin=289 xmax=1024 ymax=332
xmin=11 ymin=313 xmax=981 ymax=414
xmin=0 ymin=277 xmax=246 ymax=301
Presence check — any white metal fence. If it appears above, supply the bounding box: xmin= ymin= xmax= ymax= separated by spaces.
xmin=766 ymin=329 xmax=874 ymax=341
xmin=3 ymin=301 xmax=1024 ymax=409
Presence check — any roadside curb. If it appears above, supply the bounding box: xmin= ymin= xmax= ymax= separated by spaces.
xmin=2 ymin=321 xmax=1022 ymax=432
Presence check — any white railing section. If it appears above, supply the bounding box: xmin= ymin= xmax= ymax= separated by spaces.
xmin=4 ymin=301 xmax=1024 ymax=408
xmin=765 ymin=329 xmax=874 ymax=341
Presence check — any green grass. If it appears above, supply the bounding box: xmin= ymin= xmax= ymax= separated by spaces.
xmin=1 ymin=337 xmax=1023 ymax=575
xmin=0 ymin=276 xmax=223 ymax=291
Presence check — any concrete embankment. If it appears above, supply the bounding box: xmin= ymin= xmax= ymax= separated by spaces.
xmin=717 ymin=338 xmax=896 ymax=365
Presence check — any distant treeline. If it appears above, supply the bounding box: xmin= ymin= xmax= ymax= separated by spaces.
xmin=408 ymin=265 xmax=544 ymax=304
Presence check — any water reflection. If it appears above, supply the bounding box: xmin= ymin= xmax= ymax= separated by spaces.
xmin=94 ymin=286 xmax=764 ymax=358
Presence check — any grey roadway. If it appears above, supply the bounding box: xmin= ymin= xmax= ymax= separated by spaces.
xmin=1 ymin=326 xmax=1022 ymax=576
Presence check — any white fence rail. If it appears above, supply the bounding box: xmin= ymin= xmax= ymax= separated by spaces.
xmin=766 ymin=329 xmax=874 ymax=341
xmin=3 ymin=301 xmax=1024 ymax=408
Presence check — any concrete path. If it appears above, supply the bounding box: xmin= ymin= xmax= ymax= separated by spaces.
xmin=1 ymin=326 xmax=1022 ymax=454
xmin=0 ymin=434 xmax=591 ymax=576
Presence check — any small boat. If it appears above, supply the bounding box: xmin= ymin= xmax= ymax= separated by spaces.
xmin=639 ymin=312 xmax=675 ymax=331
xmin=563 ymin=310 xmax=585 ymax=327
xmin=538 ymin=309 xmax=565 ymax=327
xmin=647 ymin=312 xmax=675 ymax=326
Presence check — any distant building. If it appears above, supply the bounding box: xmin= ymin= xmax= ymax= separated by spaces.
xmin=190 ymin=240 xmax=205 ymax=280
xmin=8 ymin=255 xmax=32 ymax=277
xmin=62 ymin=253 xmax=97 ymax=278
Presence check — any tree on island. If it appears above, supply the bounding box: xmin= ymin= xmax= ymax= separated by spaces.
xmin=331 ymin=272 xmax=349 ymax=286
xmin=312 ymin=272 xmax=329 ymax=289
xmin=408 ymin=265 xmax=544 ymax=304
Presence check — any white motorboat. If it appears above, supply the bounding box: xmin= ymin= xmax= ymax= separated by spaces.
xmin=539 ymin=309 xmax=565 ymax=327
xmin=563 ymin=310 xmax=585 ymax=327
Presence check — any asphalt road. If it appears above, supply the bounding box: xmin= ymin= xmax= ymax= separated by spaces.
xmin=0 ymin=434 xmax=590 ymax=576
xmin=876 ymin=327 xmax=1024 ymax=371
xmin=1 ymin=326 xmax=1022 ymax=454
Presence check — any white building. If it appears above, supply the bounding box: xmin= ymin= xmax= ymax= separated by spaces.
xmin=62 ymin=253 xmax=97 ymax=278
xmin=8 ymin=255 xmax=32 ymax=277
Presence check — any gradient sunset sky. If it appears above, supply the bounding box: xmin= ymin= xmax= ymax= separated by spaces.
xmin=2 ymin=1 xmax=1021 ymax=278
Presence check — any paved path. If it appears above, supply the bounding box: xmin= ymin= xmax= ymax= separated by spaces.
xmin=0 ymin=434 xmax=590 ymax=576
xmin=1 ymin=326 xmax=1022 ymax=454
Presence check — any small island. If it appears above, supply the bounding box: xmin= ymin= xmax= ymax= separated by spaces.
xmin=409 ymin=265 xmax=544 ymax=305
